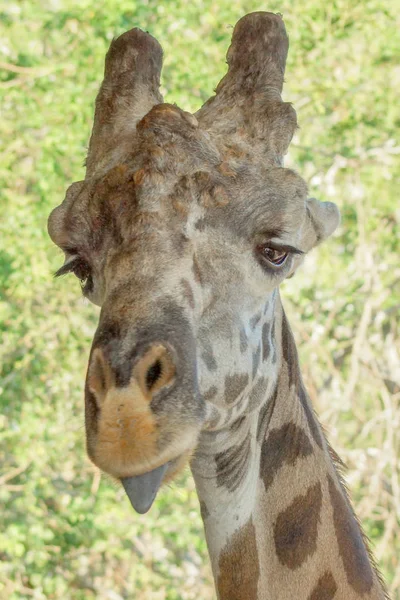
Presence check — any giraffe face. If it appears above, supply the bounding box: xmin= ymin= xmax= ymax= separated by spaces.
xmin=48 ymin=15 xmax=340 ymax=510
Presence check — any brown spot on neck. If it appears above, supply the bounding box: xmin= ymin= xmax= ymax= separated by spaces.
xmin=261 ymin=321 xmax=271 ymax=361
xmin=199 ymin=499 xmax=210 ymax=520
xmin=308 ymin=572 xmax=338 ymax=600
xmin=327 ymin=475 xmax=374 ymax=595
xmin=203 ymin=385 xmax=218 ymax=401
xmin=224 ymin=373 xmax=249 ymax=405
xmin=274 ymin=481 xmax=322 ymax=569
xmin=217 ymin=518 xmax=259 ymax=600
xmin=260 ymin=423 xmax=313 ymax=492
xmin=247 ymin=376 xmax=268 ymax=411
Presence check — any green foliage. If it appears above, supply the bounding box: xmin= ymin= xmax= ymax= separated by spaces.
xmin=1 ymin=0 xmax=399 ymax=598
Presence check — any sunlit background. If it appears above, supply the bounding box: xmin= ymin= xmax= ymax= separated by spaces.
xmin=0 ymin=0 xmax=399 ymax=598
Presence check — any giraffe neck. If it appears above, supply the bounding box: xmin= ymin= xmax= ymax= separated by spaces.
xmin=191 ymin=299 xmax=387 ymax=600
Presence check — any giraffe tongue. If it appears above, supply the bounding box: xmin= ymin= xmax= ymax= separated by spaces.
xmin=120 ymin=463 xmax=169 ymax=514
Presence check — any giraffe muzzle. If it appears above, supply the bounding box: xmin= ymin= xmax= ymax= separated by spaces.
xmin=84 ymin=305 xmax=205 ymax=502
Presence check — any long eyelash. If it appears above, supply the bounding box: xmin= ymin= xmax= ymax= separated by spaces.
xmin=54 ymin=257 xmax=80 ymax=278
xmin=267 ymin=243 xmax=304 ymax=256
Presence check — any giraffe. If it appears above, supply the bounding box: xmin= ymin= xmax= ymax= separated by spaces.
xmin=47 ymin=12 xmax=389 ymax=600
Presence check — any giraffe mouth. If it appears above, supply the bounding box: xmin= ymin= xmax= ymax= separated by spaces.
xmin=118 ymin=447 xmax=195 ymax=513
xmin=120 ymin=461 xmax=170 ymax=514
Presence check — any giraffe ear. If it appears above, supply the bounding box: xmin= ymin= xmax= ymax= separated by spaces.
xmin=286 ymin=199 xmax=339 ymax=279
xmin=302 ymin=198 xmax=340 ymax=249
xmin=48 ymin=181 xmax=85 ymax=248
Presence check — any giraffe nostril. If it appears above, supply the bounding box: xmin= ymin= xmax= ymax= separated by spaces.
xmin=146 ymin=359 xmax=163 ymax=391
xmin=134 ymin=343 xmax=176 ymax=399
xmin=88 ymin=347 xmax=112 ymax=406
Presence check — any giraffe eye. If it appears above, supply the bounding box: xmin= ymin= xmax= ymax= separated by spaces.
xmin=257 ymin=245 xmax=288 ymax=267
xmin=72 ymin=259 xmax=92 ymax=284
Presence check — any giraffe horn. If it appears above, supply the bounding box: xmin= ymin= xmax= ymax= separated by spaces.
xmin=196 ymin=12 xmax=297 ymax=162
xmin=85 ymin=28 xmax=164 ymax=178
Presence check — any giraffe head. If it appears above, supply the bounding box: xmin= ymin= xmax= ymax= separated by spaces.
xmin=48 ymin=13 xmax=339 ymax=513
